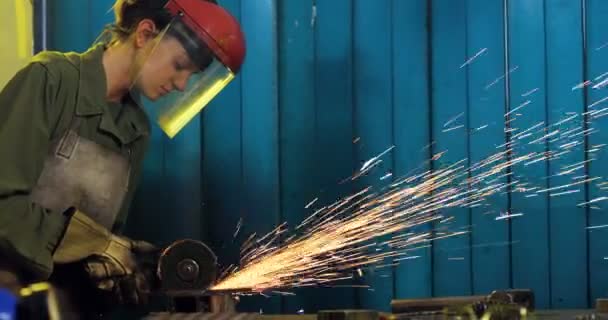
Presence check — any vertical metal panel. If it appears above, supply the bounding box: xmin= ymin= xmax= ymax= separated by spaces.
xmin=585 ymin=0 xmax=608 ymax=305
xmin=545 ymin=0 xmax=587 ymax=308
xmin=48 ymin=0 xmax=89 ymax=51
xmin=33 ymin=0 xmax=48 ymax=53
xmin=314 ymin=0 xmax=357 ymax=310
xmin=352 ymin=0 xmax=395 ymax=311
xmin=392 ymin=0 xmax=433 ymax=300
xmin=277 ymin=0 xmax=319 ymax=313
xmin=430 ymin=0 xmax=472 ymax=297
xmin=238 ymin=0 xmax=282 ymax=313
xmin=508 ymin=0 xmax=551 ymax=309
xmin=466 ymin=0 xmax=510 ymax=294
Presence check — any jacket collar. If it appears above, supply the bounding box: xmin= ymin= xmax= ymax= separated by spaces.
xmin=72 ymin=44 xmax=148 ymax=145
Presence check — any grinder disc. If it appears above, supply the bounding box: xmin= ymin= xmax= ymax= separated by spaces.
xmin=157 ymin=239 xmax=218 ymax=293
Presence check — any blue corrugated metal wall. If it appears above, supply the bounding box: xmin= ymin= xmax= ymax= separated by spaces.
xmin=46 ymin=0 xmax=608 ymax=313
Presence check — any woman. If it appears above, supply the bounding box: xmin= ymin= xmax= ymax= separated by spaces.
xmin=0 ymin=0 xmax=245 ymax=309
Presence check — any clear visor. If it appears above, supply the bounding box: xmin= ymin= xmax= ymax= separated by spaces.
xmin=153 ymin=58 xmax=234 ymax=138
xmin=133 ymin=19 xmax=236 ymax=138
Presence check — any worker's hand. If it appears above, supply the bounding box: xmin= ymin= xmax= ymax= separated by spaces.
xmin=53 ymin=209 xmax=159 ymax=305
xmin=83 ymin=238 xmax=158 ymax=305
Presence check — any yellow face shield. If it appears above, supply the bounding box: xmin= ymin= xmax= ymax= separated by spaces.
xmin=154 ymin=58 xmax=235 ymax=138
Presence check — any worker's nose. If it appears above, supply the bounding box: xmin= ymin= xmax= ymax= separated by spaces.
xmin=173 ymin=72 xmax=191 ymax=92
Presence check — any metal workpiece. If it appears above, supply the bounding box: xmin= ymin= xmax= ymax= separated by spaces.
xmin=143 ymin=312 xmax=259 ymax=320
xmin=318 ymin=310 xmax=379 ymax=320
xmin=143 ymin=313 xmax=318 ymax=320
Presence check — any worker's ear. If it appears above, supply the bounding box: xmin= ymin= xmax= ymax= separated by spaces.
xmin=134 ymin=19 xmax=159 ymax=48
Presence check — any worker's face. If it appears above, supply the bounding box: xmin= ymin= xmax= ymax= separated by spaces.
xmin=135 ymin=35 xmax=198 ymax=101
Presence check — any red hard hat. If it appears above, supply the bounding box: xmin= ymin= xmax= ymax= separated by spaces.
xmin=164 ymin=0 xmax=246 ymax=73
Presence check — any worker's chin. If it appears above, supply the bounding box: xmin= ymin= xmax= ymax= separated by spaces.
xmin=143 ymin=90 xmax=161 ymax=101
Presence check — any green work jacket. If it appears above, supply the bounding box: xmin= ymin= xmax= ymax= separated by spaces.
xmin=0 ymin=44 xmax=150 ymax=280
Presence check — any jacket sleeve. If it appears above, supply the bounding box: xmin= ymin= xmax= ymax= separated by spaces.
xmin=0 ymin=62 xmax=69 ymax=280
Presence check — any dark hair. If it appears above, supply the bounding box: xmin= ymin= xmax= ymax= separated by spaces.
xmin=111 ymin=0 xmax=217 ymax=70
xmin=111 ymin=0 xmax=217 ymax=40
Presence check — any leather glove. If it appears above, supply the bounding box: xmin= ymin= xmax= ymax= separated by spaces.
xmin=53 ymin=210 xmax=159 ymax=305
xmin=83 ymin=239 xmax=158 ymax=305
